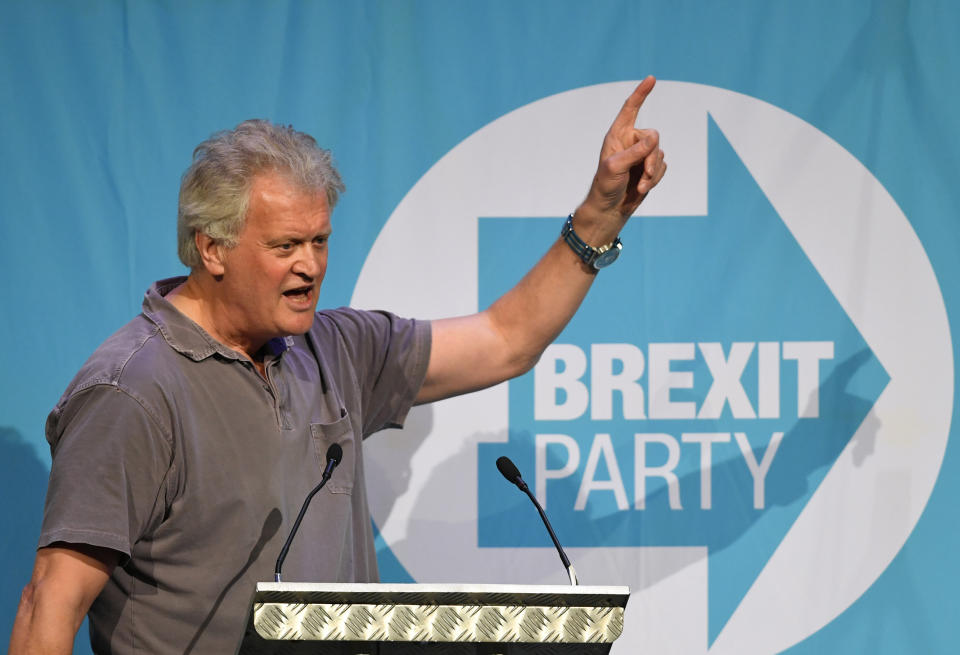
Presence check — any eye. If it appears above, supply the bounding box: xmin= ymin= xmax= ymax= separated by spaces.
xmin=313 ymin=235 xmax=329 ymax=247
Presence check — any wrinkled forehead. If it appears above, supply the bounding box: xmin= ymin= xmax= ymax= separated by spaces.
xmin=251 ymin=167 xmax=329 ymax=203
xmin=242 ymin=171 xmax=332 ymax=235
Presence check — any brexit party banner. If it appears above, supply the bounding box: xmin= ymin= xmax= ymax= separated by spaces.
xmin=2 ymin=2 xmax=958 ymax=654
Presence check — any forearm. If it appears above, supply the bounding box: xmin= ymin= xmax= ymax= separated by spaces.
xmin=485 ymin=207 xmax=614 ymax=368
xmin=418 ymin=208 xmax=617 ymax=403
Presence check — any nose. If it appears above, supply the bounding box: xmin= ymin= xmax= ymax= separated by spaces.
xmin=291 ymin=246 xmax=324 ymax=279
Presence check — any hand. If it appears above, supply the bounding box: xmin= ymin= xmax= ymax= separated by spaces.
xmin=582 ymin=76 xmax=666 ymax=223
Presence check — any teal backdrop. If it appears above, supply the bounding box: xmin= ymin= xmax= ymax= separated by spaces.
xmin=2 ymin=1 xmax=958 ymax=653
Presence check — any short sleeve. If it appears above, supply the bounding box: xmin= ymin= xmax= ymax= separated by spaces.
xmin=315 ymin=309 xmax=431 ymax=437
xmin=40 ymin=384 xmax=174 ymax=560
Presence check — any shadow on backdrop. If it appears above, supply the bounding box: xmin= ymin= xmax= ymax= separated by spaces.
xmin=0 ymin=427 xmax=91 ymax=652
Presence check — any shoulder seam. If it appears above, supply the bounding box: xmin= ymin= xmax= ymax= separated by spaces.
xmin=65 ymin=380 xmax=174 ymax=452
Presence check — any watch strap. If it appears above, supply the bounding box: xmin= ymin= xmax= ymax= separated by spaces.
xmin=561 ymin=214 xmax=622 ymax=270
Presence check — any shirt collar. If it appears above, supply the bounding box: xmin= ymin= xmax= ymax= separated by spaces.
xmin=141 ymin=276 xmax=291 ymax=362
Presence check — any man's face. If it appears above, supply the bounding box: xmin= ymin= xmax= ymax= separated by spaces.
xmin=213 ymin=171 xmax=331 ymax=351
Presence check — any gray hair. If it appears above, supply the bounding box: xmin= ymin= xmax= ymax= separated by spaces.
xmin=177 ymin=120 xmax=345 ymax=268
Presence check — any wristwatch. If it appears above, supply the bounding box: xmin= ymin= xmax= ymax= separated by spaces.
xmin=561 ymin=214 xmax=622 ymax=270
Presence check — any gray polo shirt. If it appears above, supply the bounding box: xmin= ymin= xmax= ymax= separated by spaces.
xmin=40 ymin=277 xmax=431 ymax=654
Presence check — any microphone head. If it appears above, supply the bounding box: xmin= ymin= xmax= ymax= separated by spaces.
xmin=326 ymin=443 xmax=343 ymax=466
xmin=496 ymin=456 xmax=523 ymax=486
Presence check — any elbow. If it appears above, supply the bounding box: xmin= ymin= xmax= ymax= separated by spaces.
xmin=508 ymin=349 xmax=543 ymax=379
xmin=9 ymin=581 xmax=39 ymax=653
xmin=15 ymin=578 xmax=40 ymax=622
xmin=12 ymin=572 xmax=89 ymax=648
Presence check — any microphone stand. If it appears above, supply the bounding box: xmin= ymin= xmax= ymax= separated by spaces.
xmin=274 ymin=443 xmax=342 ymax=583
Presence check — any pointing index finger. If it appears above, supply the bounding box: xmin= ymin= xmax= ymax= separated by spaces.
xmin=611 ymin=75 xmax=656 ymax=132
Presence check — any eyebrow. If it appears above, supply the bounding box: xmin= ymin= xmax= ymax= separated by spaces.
xmin=264 ymin=229 xmax=332 ymax=246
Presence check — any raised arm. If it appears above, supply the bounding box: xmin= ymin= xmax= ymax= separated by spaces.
xmin=9 ymin=544 xmax=119 ymax=655
xmin=417 ymin=76 xmax=667 ymax=403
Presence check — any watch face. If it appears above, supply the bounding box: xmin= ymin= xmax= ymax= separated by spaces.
xmin=593 ymin=243 xmax=622 ymax=269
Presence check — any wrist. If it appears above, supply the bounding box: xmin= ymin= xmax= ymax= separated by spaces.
xmin=571 ymin=203 xmax=626 ymax=246
xmin=561 ymin=214 xmax=622 ymax=270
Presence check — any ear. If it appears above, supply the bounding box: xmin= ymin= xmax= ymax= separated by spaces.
xmin=195 ymin=231 xmax=227 ymax=277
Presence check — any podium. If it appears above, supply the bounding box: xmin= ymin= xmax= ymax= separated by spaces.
xmin=238 ymin=582 xmax=629 ymax=654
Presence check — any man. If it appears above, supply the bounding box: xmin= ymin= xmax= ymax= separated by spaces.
xmin=10 ymin=76 xmax=666 ymax=654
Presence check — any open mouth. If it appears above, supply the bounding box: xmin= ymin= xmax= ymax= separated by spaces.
xmin=282 ymin=285 xmax=313 ymax=301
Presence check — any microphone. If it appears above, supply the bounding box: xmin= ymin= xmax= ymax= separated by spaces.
xmin=496 ymin=456 xmax=526 ymax=490
xmin=322 ymin=442 xmax=343 ymax=478
xmin=274 ymin=443 xmax=343 ymax=582
xmin=495 ymin=455 xmax=578 ymax=585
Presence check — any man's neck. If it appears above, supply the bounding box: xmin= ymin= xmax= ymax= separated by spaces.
xmin=166 ymin=273 xmax=267 ymax=374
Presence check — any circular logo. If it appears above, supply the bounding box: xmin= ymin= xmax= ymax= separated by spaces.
xmin=353 ymin=81 xmax=952 ymax=653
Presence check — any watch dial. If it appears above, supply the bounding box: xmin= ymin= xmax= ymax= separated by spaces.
xmin=594 ymin=247 xmax=621 ymax=269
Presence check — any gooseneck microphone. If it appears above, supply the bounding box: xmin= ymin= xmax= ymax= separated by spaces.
xmin=274 ymin=443 xmax=343 ymax=582
xmin=496 ymin=455 xmax=579 ymax=585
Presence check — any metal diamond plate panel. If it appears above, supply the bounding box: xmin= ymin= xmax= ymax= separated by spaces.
xmin=253 ymin=602 xmax=623 ymax=643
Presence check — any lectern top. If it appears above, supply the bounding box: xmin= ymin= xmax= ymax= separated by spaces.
xmin=255 ymin=581 xmax=629 ymax=608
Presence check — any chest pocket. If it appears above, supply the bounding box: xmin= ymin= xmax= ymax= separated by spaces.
xmin=309 ymin=413 xmax=356 ymax=495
